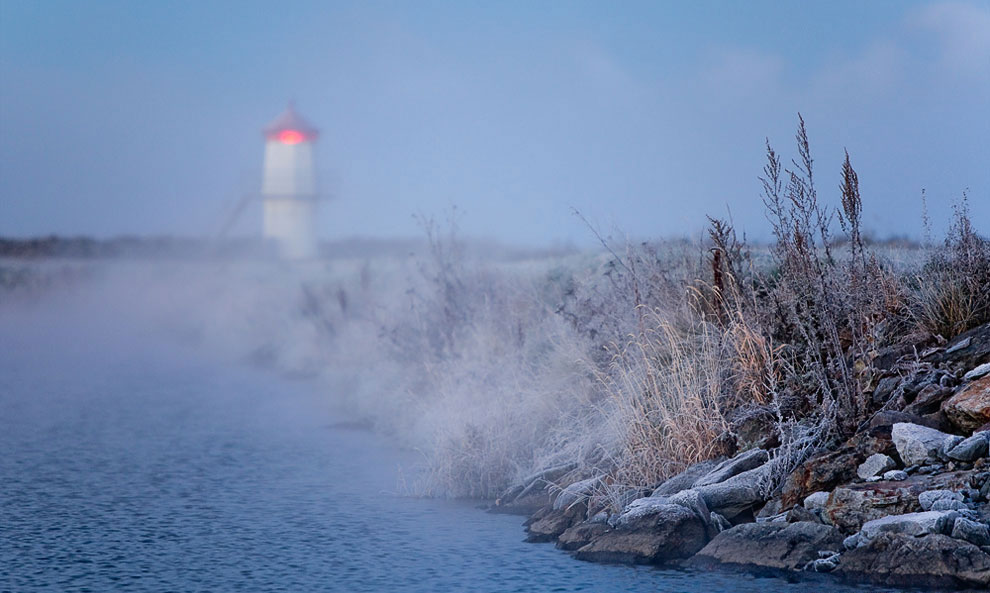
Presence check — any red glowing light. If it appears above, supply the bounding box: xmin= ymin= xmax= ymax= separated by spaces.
xmin=278 ymin=129 xmax=305 ymax=144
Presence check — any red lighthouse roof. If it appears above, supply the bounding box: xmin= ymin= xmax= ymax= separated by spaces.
xmin=263 ymin=102 xmax=319 ymax=144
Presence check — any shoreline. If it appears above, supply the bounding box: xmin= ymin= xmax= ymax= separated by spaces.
xmin=488 ymin=324 xmax=990 ymax=590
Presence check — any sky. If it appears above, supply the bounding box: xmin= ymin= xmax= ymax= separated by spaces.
xmin=1 ymin=0 xmax=988 ymax=246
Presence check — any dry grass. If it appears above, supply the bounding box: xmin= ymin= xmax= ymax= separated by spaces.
xmin=598 ymin=310 xmax=734 ymax=488
xmin=911 ymin=193 xmax=990 ymax=338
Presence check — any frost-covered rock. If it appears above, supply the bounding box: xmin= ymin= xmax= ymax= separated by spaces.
xmin=947 ymin=431 xmax=990 ymax=461
xmin=806 ymin=555 xmax=840 ymax=572
xmin=892 ymin=422 xmax=958 ymax=465
xmin=883 ymin=469 xmax=908 ymax=481
xmin=919 ymin=489 xmax=964 ymax=511
xmin=963 ymin=362 xmax=990 ymax=381
xmin=575 ymin=502 xmax=707 ymax=563
xmin=835 ymin=533 xmax=990 ymax=589
xmin=843 ymin=532 xmax=864 ymax=550
xmin=931 ymin=498 xmax=970 ymax=511
xmin=951 ymin=517 xmax=990 ymax=547
xmin=693 ymin=449 xmax=769 ymax=487
xmin=651 ymin=459 xmax=722 ymax=497
xmin=803 ymin=491 xmax=829 ymax=512
xmin=857 ymin=453 xmax=896 ymax=480
xmin=694 ymin=464 xmax=769 ymax=520
xmin=553 ymin=475 xmax=604 ymax=510
xmin=859 ymin=510 xmax=959 ymax=540
xmin=653 ymin=488 xmax=711 ymax=529
xmin=690 ymin=522 xmax=844 ymax=572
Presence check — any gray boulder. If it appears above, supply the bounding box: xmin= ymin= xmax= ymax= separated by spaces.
xmin=857 ymin=453 xmax=896 ymax=480
xmin=695 ymin=464 xmax=769 ymax=520
xmin=650 ymin=459 xmax=722 ymax=497
xmin=892 ymin=422 xmax=958 ymax=465
xmin=786 ymin=504 xmax=821 ymax=524
xmin=947 ymin=431 xmax=990 ymax=461
xmin=882 ymin=469 xmax=907 ymax=481
xmin=693 ymin=449 xmax=769 ymax=487
xmin=931 ymin=498 xmax=970 ymax=511
xmin=860 ymin=510 xmax=959 ymax=540
xmin=835 ymin=533 xmax=990 ymax=589
xmin=556 ymin=521 xmax=610 ymax=551
xmin=803 ymin=491 xmax=829 ymax=512
xmin=553 ymin=475 xmax=603 ymax=510
xmin=689 ymin=522 xmax=844 ymax=571
xmin=919 ymin=489 xmax=964 ymax=511
xmin=526 ymin=502 xmax=587 ymax=542
xmin=573 ymin=502 xmax=707 ymax=564
xmin=952 ymin=517 xmax=990 ymax=547
xmin=942 ymin=435 xmax=964 ymax=457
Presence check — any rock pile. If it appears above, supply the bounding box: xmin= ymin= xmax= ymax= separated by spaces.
xmin=498 ymin=322 xmax=990 ymax=589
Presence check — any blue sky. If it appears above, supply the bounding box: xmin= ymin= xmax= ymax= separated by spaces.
xmin=1 ymin=0 xmax=987 ymax=245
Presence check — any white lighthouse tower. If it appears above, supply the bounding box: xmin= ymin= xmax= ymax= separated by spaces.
xmin=261 ymin=102 xmax=320 ymax=259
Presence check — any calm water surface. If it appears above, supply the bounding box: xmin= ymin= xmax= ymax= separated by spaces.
xmin=0 ymin=307 xmax=906 ymax=592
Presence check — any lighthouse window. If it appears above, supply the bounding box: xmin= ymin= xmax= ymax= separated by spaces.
xmin=278 ymin=130 xmax=304 ymax=145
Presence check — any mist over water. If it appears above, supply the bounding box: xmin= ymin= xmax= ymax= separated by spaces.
xmin=0 ymin=260 xmax=916 ymax=592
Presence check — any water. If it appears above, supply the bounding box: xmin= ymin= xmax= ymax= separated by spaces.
xmin=0 ymin=306 xmax=903 ymax=592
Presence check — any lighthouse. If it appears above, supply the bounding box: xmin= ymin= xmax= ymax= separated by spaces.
xmin=261 ymin=103 xmax=320 ymax=259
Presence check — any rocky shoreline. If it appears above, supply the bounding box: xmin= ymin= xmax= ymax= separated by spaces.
xmin=493 ymin=323 xmax=990 ymax=590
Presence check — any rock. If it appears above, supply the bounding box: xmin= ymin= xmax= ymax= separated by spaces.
xmin=857 ymin=453 xmax=896 ymax=480
xmin=553 ymin=475 xmax=603 ymax=511
xmin=731 ymin=408 xmax=780 ymax=451
xmin=859 ymin=510 xmax=959 ymax=540
xmin=892 ymin=422 xmax=958 ymax=465
xmin=826 ymin=484 xmax=922 ymax=532
xmin=780 ymin=420 xmax=900 ymax=508
xmin=920 ymin=489 xmax=964 ymax=511
xmin=803 ymin=491 xmax=829 ymax=512
xmin=573 ymin=503 xmax=707 ymax=564
xmin=867 ymin=409 xmax=944 ymax=432
xmin=835 ymin=533 xmax=990 ymax=589
xmin=964 ymin=363 xmax=990 ymax=381
xmin=651 ymin=459 xmax=722 ymax=497
xmin=905 ymin=384 xmax=954 ymax=416
xmin=942 ymin=435 xmax=965 ymax=457
xmin=525 ymin=502 xmax=587 ymax=542
xmin=931 ymin=498 xmax=970 ymax=511
xmin=806 ymin=555 xmax=840 ymax=572
xmin=952 ymin=517 xmax=990 ymax=547
xmin=916 ymin=463 xmax=944 ymax=474
xmin=755 ymin=498 xmax=783 ymax=521
xmin=652 ymin=488 xmax=713 ymax=534
xmin=710 ymin=512 xmax=731 ymax=533
xmin=871 ymin=375 xmax=903 ymax=408
xmin=943 ymin=376 xmax=990 ymax=433
xmin=947 ymin=336 xmax=972 ymax=354
xmin=689 ymin=522 xmax=844 ymax=572
xmin=694 ymin=465 xmax=769 ymax=520
xmin=882 ymin=470 xmax=908 ymax=481
xmin=947 ymin=431 xmax=990 ymax=461
xmin=556 ymin=521 xmax=610 ymax=551
xmin=843 ymin=533 xmax=864 ymax=550
xmin=865 ymin=476 xmax=882 ymax=482
xmin=693 ymin=449 xmax=769 ymax=487
xmin=928 ymin=323 xmax=990 ymax=372
xmin=786 ymin=504 xmax=821 ymax=524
